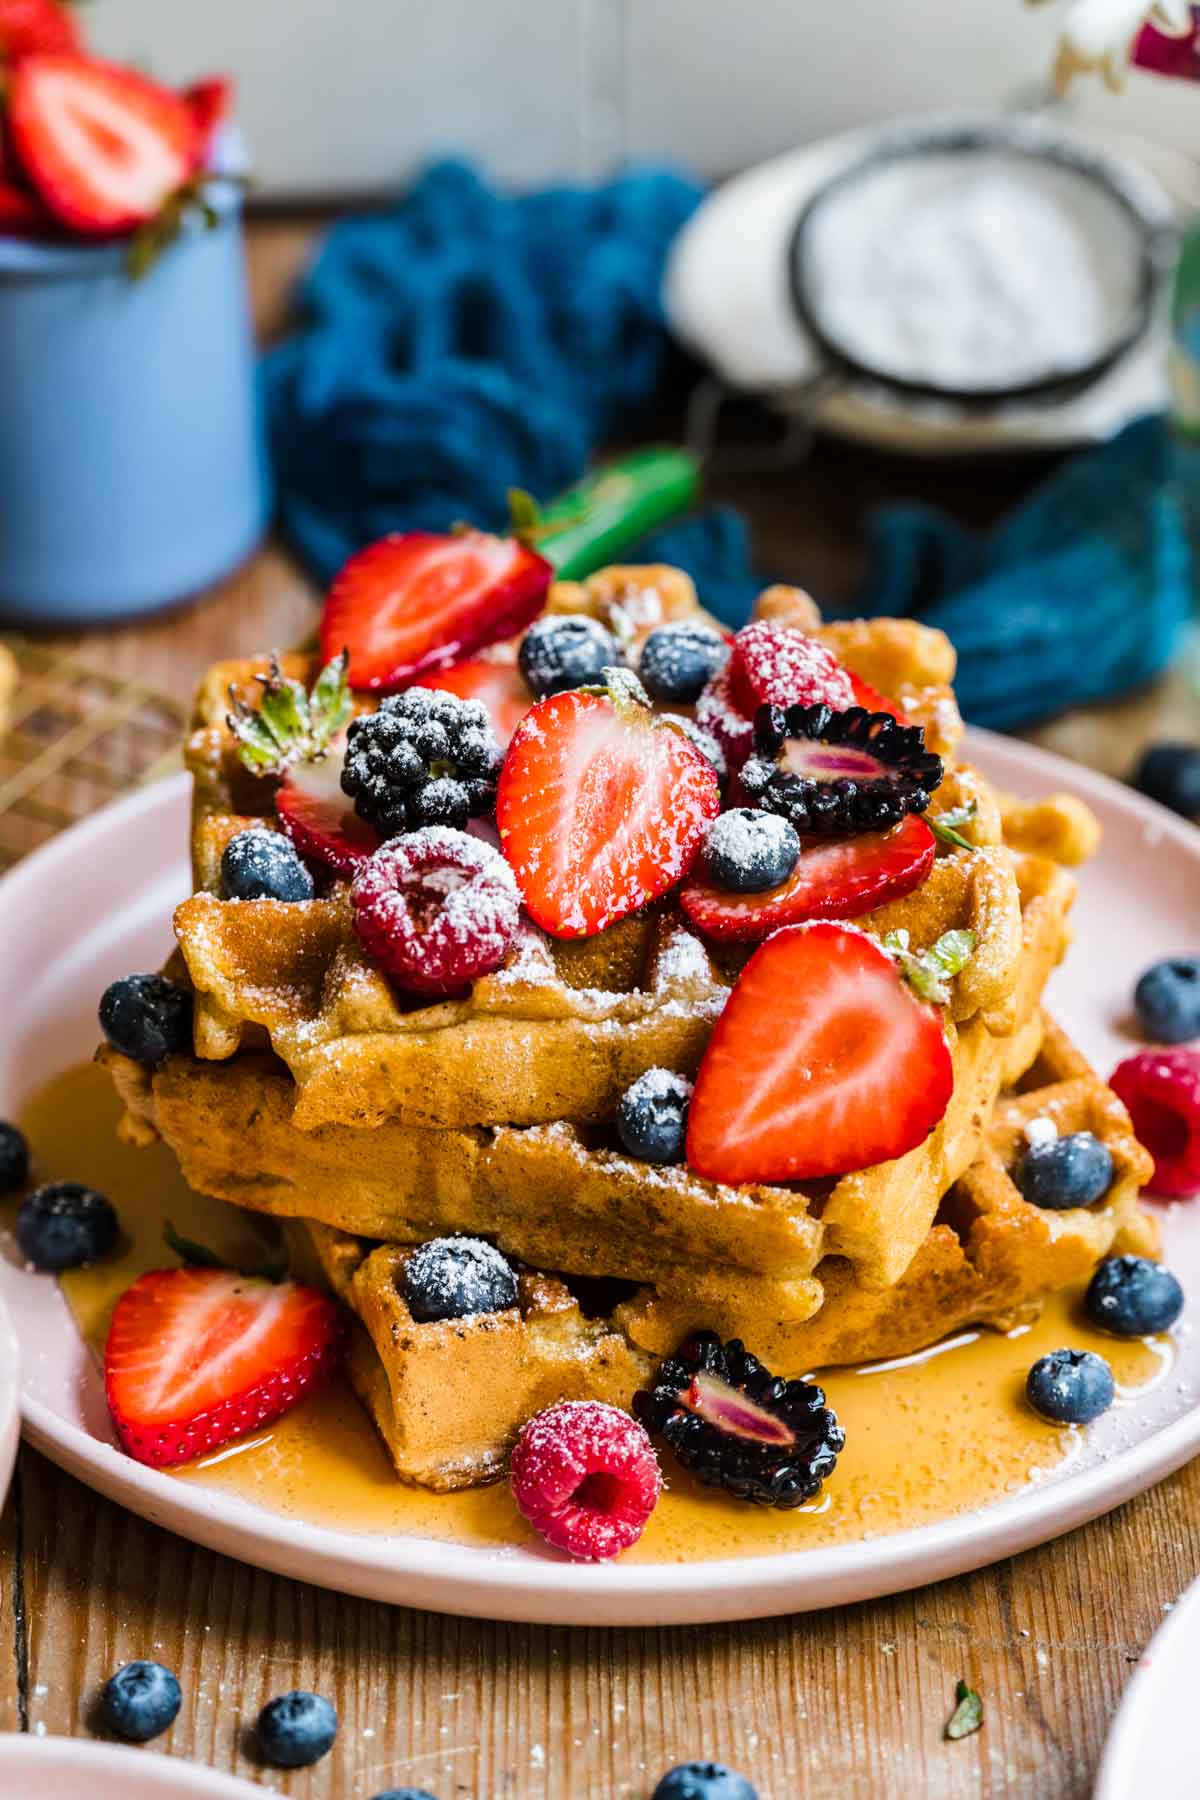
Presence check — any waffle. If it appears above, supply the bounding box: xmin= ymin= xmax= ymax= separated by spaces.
xmin=170 ymin=573 xmax=1019 ymax=1134
xmin=103 ymin=847 xmax=1075 ymax=1317
xmin=277 ymin=1013 xmax=1157 ymax=1490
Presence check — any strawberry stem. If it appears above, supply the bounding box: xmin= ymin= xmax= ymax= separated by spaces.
xmin=227 ymin=649 xmax=350 ymax=776
xmin=164 ymin=1220 xmax=288 ymax=1284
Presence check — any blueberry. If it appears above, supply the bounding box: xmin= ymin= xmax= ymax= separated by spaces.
xmin=1084 ymin=1255 xmax=1184 ymax=1336
xmin=0 ymin=1123 xmax=29 ymax=1195
xmin=256 ymin=1690 xmax=337 ymax=1769
xmin=1026 ymin=1347 xmax=1115 ymax=1425
xmin=702 ymin=809 xmax=800 ymax=894
xmin=403 ymin=1236 xmax=518 ymax=1323
xmin=653 ymin=1762 xmax=759 ymax=1800
xmin=220 ymin=828 xmax=314 ymax=902
xmin=17 ymin=1181 xmax=117 ymax=1271
xmin=1134 ymin=957 xmax=1200 ymax=1045
xmin=1015 ymin=1132 xmax=1113 ymax=1210
xmin=99 ymin=973 xmax=192 ymax=1065
xmin=1132 ymin=742 xmax=1200 ymax=820
xmin=370 ymin=1792 xmax=440 ymax=1800
xmin=639 ymin=623 xmax=729 ymax=705
xmin=616 ymin=1068 xmax=691 ymax=1164
xmin=518 ymin=615 xmax=618 ymax=697
xmin=101 ymin=1660 xmax=182 ymax=1743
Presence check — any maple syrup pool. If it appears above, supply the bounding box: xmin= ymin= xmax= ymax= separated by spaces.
xmin=14 ymin=1062 xmax=1173 ymax=1563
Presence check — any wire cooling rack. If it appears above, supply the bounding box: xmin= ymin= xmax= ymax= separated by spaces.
xmin=0 ymin=636 xmax=186 ymax=872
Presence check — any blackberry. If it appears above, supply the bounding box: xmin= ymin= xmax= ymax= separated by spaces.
xmin=340 ymin=689 xmax=502 ymax=836
xmin=639 ymin=622 xmax=728 ymax=705
xmin=635 ymin=1331 xmax=844 ymax=1508
xmin=101 ymin=1661 xmax=182 ymax=1743
xmin=519 ymin=614 xmax=619 ymax=697
xmin=741 ymin=704 xmax=942 ymax=838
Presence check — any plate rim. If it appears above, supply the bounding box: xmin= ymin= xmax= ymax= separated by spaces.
xmin=1093 ymin=1573 xmax=1200 ymax=1799
xmin=0 ymin=1731 xmax=266 ymax=1795
xmin=3 ymin=732 xmax=1199 ymax=1625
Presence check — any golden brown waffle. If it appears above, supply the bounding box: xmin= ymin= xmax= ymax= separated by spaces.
xmin=171 ymin=573 xmax=1026 ymax=1133
xmin=103 ymin=848 xmax=1075 ymax=1317
xmin=278 ymin=1013 xmax=1157 ymax=1490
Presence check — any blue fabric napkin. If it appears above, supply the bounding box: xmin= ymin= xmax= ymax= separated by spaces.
xmin=262 ymin=161 xmax=1193 ymax=731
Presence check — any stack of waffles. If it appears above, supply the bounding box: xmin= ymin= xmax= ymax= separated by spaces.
xmin=103 ymin=569 xmax=1158 ymax=1492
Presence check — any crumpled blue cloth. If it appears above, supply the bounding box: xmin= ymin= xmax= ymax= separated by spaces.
xmin=263 ymin=160 xmax=1192 ymax=731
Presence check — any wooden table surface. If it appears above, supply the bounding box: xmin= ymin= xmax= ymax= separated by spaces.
xmin=1 ymin=215 xmax=1198 ymax=1800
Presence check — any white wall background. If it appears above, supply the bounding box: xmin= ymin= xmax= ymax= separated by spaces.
xmin=86 ymin=0 xmax=1199 ymax=198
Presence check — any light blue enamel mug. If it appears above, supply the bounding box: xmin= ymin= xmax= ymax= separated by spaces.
xmin=0 ymin=152 xmax=271 ymax=626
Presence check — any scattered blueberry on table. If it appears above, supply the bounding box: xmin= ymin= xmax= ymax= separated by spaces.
xmin=17 ymin=1181 xmax=117 ymax=1271
xmin=1134 ymin=957 xmax=1200 ymax=1046
xmin=1131 ymin=742 xmax=1200 ymax=821
xmin=1026 ymin=1348 xmax=1115 ymax=1425
xmin=101 ymin=1660 xmax=182 ymax=1743
xmin=1084 ymin=1255 xmax=1185 ymax=1337
xmin=652 ymin=1761 xmax=759 ymax=1800
xmin=220 ymin=827 xmax=315 ymax=902
xmin=99 ymin=972 xmax=192 ymax=1065
xmin=256 ymin=1689 xmax=338 ymax=1768
xmin=370 ymin=1790 xmax=440 ymax=1799
xmin=616 ymin=1068 xmax=692 ymax=1165
xmin=1015 ymin=1131 xmax=1113 ymax=1210
xmin=0 ymin=1122 xmax=29 ymax=1195
xmin=403 ymin=1236 xmax=518 ymax=1323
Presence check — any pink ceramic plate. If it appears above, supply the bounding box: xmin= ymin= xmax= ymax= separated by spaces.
xmin=0 ymin=1733 xmax=263 ymax=1796
xmin=1095 ymin=1573 xmax=1200 ymax=1798
xmin=0 ymin=731 xmax=1197 ymax=1626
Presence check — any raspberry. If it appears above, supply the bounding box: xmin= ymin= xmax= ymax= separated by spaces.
xmin=728 ymin=621 xmax=855 ymax=716
xmin=350 ymin=827 xmax=520 ymax=996
xmin=509 ymin=1400 xmax=662 ymax=1561
xmin=1110 ymin=1049 xmax=1200 ymax=1198
xmin=693 ymin=665 xmax=755 ymax=772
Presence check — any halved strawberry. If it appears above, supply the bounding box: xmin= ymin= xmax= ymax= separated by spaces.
xmin=104 ymin=1267 xmax=342 ymax=1469
xmin=847 ymin=670 xmax=910 ymax=725
xmin=275 ymin=744 xmax=381 ymax=877
xmin=0 ymin=172 xmax=53 ymax=234
xmin=0 ymin=0 xmax=80 ymax=63
xmin=729 ymin=621 xmax=855 ymax=715
xmin=686 ymin=921 xmax=953 ymax=1185
xmin=182 ymin=74 xmax=232 ymax=159
xmin=496 ymin=672 xmax=720 ymax=938
xmin=322 ymin=530 xmax=552 ymax=694
xmin=679 ymin=814 xmax=936 ymax=942
xmin=418 ymin=644 xmax=532 ymax=748
xmin=9 ymin=53 xmax=200 ymax=234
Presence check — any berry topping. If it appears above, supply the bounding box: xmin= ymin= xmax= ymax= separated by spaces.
xmin=638 ymin=621 xmax=729 ymax=705
xmin=99 ymin=973 xmax=192 ymax=1066
xmin=1014 ymin=1131 xmax=1114 ymax=1210
xmin=740 ymin=704 xmax=943 ymax=838
xmin=661 ymin=714 xmax=727 ymax=783
xmin=341 ymin=688 xmax=503 ymax=836
xmin=103 ymin=1267 xmax=341 ymax=1468
xmin=0 ymin=0 xmax=81 ymax=62
xmin=350 ymin=827 xmax=520 ymax=996
xmin=1025 ymin=1348 xmax=1114 ymax=1425
xmin=496 ymin=671 xmax=720 ymax=939
xmin=182 ymin=74 xmax=232 ymax=159
xmin=847 ymin=670 xmax=910 ymax=724
xmin=1110 ymin=1049 xmax=1200 ymax=1197
xmin=693 ymin=664 xmax=755 ymax=772
xmin=419 ymin=644 xmax=532 ymax=748
xmin=0 ymin=1122 xmax=29 ymax=1196
xmin=220 ymin=828 xmax=314 ymax=903
xmin=728 ymin=621 xmax=855 ymax=715
xmin=701 ymin=808 xmax=800 ymax=894
xmin=1131 ymin=742 xmax=1200 ymax=821
xmin=8 ymin=54 xmax=200 ymax=234
xmin=653 ymin=1764 xmax=759 ymax=1800
xmin=679 ymin=814 xmax=936 ymax=943
xmin=321 ymin=529 xmax=552 ymax=693
xmin=275 ymin=745 xmax=382 ymax=878
xmin=1135 ymin=957 xmax=1200 ymax=1046
xmin=509 ymin=1399 xmax=661 ymax=1561
xmin=616 ymin=1068 xmax=692 ymax=1165
xmin=1084 ymin=1255 xmax=1184 ymax=1337
xmin=17 ymin=1181 xmax=117 ymax=1271
xmin=101 ymin=1661 xmax=182 ymax=1744
xmin=256 ymin=1691 xmax=338 ymax=1769
xmin=686 ymin=921 xmax=954 ymax=1185
xmin=635 ymin=1332 xmax=844 ymax=1508
xmin=402 ymin=1236 xmax=518 ymax=1323
xmin=518 ymin=614 xmax=620 ymax=698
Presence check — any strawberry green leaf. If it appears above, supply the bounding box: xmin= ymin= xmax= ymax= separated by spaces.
xmin=930 ymin=801 xmax=979 ymax=853
xmin=884 ymin=927 xmax=977 ymax=1005
xmin=227 ymin=651 xmax=351 ymax=776
xmin=945 ymin=1679 xmax=983 ymax=1741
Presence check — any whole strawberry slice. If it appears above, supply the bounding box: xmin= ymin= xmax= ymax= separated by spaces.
xmin=104 ymin=1267 xmax=342 ymax=1469
xmin=686 ymin=921 xmax=953 ymax=1185
xmin=0 ymin=0 xmax=80 ymax=62
xmin=496 ymin=669 xmax=720 ymax=938
xmin=419 ymin=645 xmax=532 ymax=748
xmin=9 ymin=54 xmax=200 ymax=234
xmin=275 ymin=744 xmax=381 ymax=878
xmin=729 ymin=620 xmax=855 ymax=715
xmin=322 ymin=530 xmax=552 ymax=694
xmin=679 ymin=814 xmax=936 ymax=943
